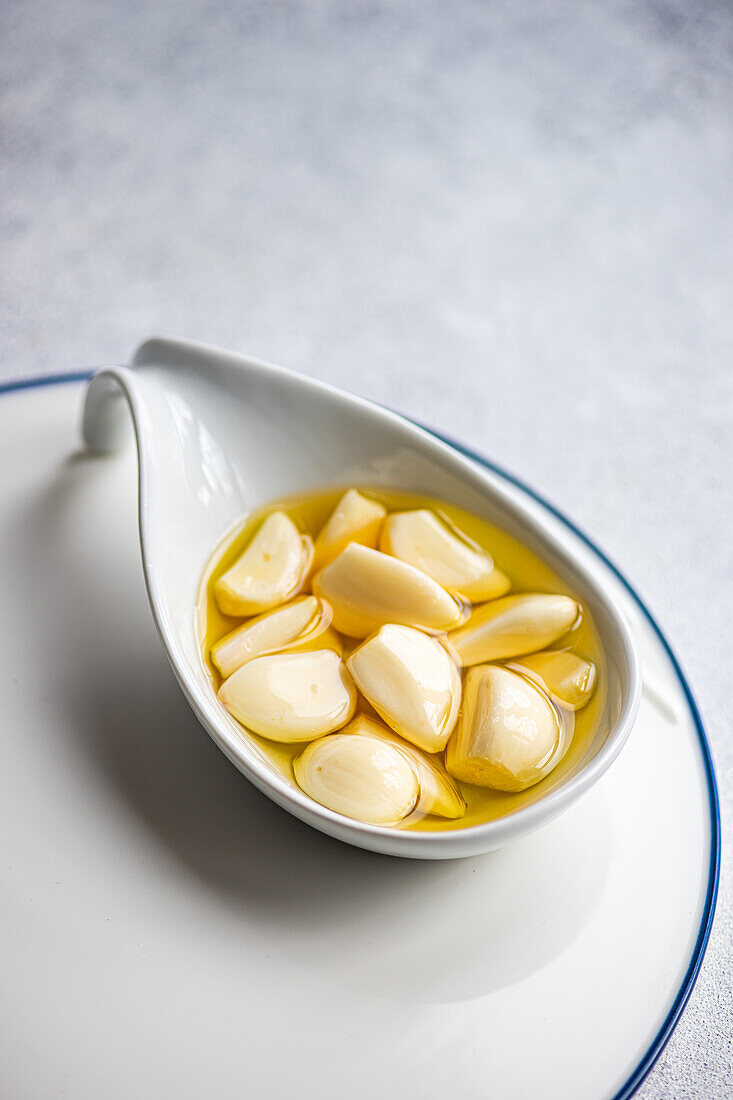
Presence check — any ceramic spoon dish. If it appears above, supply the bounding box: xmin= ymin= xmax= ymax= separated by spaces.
xmin=82 ymin=337 xmax=641 ymax=858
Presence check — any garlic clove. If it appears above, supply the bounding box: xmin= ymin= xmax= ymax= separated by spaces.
xmin=215 ymin=511 xmax=312 ymax=617
xmin=294 ymin=732 xmax=419 ymax=825
xmin=341 ymin=714 xmax=466 ymax=819
xmin=448 ymin=593 xmax=578 ymax=667
xmin=313 ymin=542 xmax=463 ymax=637
xmin=210 ymin=595 xmax=331 ymax=679
xmin=311 ymin=489 xmax=386 ymax=572
xmin=347 ymin=624 xmax=461 ymax=753
xmin=445 ymin=664 xmax=560 ymax=792
xmin=380 ymin=509 xmax=510 ymax=601
xmin=513 ymin=650 xmax=597 ymax=711
xmin=218 ymin=649 xmax=356 ymax=742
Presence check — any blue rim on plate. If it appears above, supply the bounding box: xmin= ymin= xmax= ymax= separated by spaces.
xmin=1 ymin=369 xmax=720 ymax=1100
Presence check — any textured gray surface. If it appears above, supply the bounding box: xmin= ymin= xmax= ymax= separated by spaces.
xmin=2 ymin=1 xmax=731 ymax=1095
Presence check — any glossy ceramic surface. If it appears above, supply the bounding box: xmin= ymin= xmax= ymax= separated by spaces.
xmin=0 ymin=378 xmax=717 ymax=1099
xmin=81 ymin=337 xmax=640 ymax=858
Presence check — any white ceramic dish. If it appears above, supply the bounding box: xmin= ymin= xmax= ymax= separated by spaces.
xmin=81 ymin=337 xmax=640 ymax=858
xmin=0 ymin=374 xmax=718 ymax=1099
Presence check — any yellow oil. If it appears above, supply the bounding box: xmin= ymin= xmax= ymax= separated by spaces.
xmin=196 ymin=487 xmax=606 ymax=831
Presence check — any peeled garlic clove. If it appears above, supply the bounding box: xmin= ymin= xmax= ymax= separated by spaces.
xmin=347 ymin=624 xmax=461 ymax=753
xmin=313 ymin=543 xmax=463 ymax=637
xmin=210 ymin=596 xmax=331 ymax=679
xmin=294 ymin=733 xmax=420 ymax=825
xmin=342 ymin=715 xmax=466 ymax=819
xmin=215 ymin=511 xmax=312 ymax=617
xmin=513 ymin=650 xmax=597 ymax=711
xmin=448 ymin=593 xmax=578 ymax=667
xmin=446 ymin=665 xmax=560 ymax=792
xmin=380 ymin=509 xmax=510 ymax=601
xmin=311 ymin=489 xmax=386 ymax=572
xmin=218 ymin=649 xmax=356 ymax=742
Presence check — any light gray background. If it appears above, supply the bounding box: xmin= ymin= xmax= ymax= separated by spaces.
xmin=2 ymin=1 xmax=731 ymax=1096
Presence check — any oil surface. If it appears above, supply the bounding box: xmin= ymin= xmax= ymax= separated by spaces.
xmin=196 ymin=488 xmax=606 ymax=831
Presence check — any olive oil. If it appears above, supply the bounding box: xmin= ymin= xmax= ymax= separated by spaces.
xmin=197 ymin=488 xmax=605 ymax=831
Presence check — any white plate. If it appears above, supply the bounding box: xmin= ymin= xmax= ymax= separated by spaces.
xmin=0 ymin=376 xmax=718 ymax=1100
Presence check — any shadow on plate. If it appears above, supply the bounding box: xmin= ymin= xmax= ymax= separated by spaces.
xmin=9 ymin=447 xmax=613 ymax=1003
